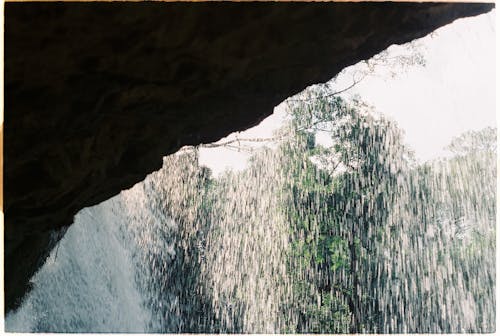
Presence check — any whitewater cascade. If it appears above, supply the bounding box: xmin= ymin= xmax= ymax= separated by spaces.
xmin=5 ymin=149 xmax=293 ymax=333
xmin=5 ymin=111 xmax=495 ymax=333
xmin=4 ymin=196 xmax=151 ymax=332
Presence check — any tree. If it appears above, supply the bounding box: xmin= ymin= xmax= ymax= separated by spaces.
xmin=279 ymin=87 xmax=415 ymax=332
xmin=149 ymin=43 xmax=496 ymax=332
xmin=446 ymin=127 xmax=496 ymax=156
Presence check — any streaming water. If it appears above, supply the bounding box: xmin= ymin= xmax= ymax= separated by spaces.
xmin=5 ymin=100 xmax=495 ymax=332
xmin=4 ymin=199 xmax=150 ymax=332
xmin=5 ymin=28 xmax=496 ymax=330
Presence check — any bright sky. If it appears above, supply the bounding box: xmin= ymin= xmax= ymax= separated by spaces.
xmin=199 ymin=10 xmax=496 ymax=176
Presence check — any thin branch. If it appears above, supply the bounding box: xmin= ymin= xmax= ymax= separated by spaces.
xmin=296 ymin=118 xmax=337 ymax=133
xmin=177 ymin=135 xmax=287 ymax=154
xmin=323 ymin=73 xmax=368 ymax=98
xmin=287 ymin=72 xmax=368 ymax=103
xmin=201 ymin=136 xmax=283 ymax=148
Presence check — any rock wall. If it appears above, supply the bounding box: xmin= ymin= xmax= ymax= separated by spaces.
xmin=4 ymin=2 xmax=494 ymax=313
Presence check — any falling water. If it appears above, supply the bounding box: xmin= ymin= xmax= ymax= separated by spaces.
xmin=4 ymin=199 xmax=150 ymax=332
xmin=5 ymin=91 xmax=495 ymax=333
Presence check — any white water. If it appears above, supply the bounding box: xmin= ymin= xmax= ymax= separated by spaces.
xmin=5 ymin=16 xmax=496 ymax=328
xmin=5 ymin=151 xmax=292 ymax=333
xmin=6 ymin=125 xmax=495 ymax=333
xmin=5 ymin=196 xmax=151 ymax=332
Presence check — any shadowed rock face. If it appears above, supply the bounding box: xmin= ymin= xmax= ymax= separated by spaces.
xmin=4 ymin=2 xmax=494 ymax=313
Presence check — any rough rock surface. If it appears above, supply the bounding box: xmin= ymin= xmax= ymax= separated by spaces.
xmin=4 ymin=2 xmax=494 ymax=313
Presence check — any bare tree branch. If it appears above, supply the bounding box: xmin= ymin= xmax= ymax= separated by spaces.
xmin=287 ymin=72 xmax=368 ymax=103
xmin=201 ymin=136 xmax=283 ymax=148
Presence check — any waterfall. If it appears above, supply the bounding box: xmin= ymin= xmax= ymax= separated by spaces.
xmin=5 ymin=197 xmax=151 ymax=332
xmin=5 ymin=149 xmax=293 ymax=333
xmin=5 ymin=100 xmax=495 ymax=333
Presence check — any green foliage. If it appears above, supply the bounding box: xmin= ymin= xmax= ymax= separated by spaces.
xmin=278 ymin=88 xmax=414 ymax=332
xmin=279 ymin=87 xmax=495 ymax=332
xmin=157 ymin=85 xmax=495 ymax=332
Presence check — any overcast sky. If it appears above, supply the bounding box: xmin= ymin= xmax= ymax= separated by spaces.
xmin=199 ymin=10 xmax=496 ymax=176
